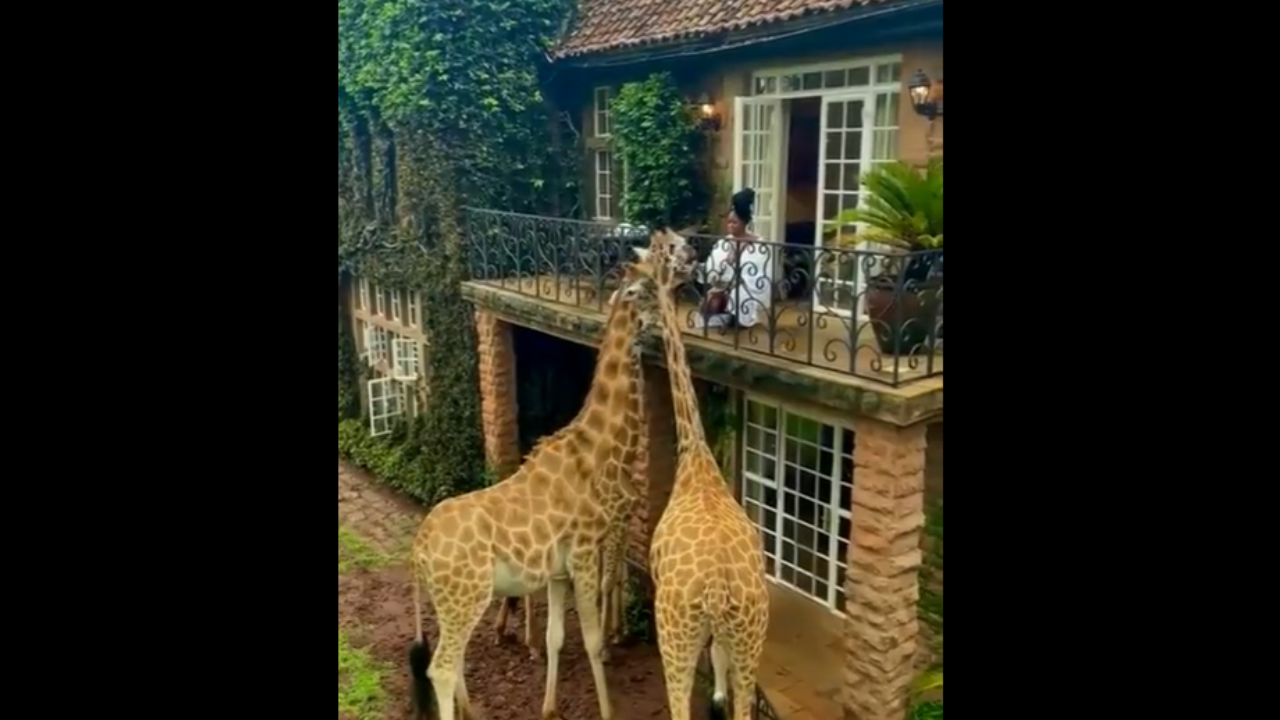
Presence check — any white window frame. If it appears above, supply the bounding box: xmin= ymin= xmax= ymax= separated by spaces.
xmin=367 ymin=377 xmax=403 ymax=438
xmin=740 ymin=396 xmax=855 ymax=614
xmin=391 ymin=290 xmax=403 ymax=324
xmin=364 ymin=325 xmax=389 ymax=367
xmin=407 ymin=290 xmax=419 ymax=328
xmin=595 ymin=150 xmax=614 ymax=221
xmin=392 ymin=337 xmax=420 ymax=382
xmin=750 ymin=56 xmax=903 ymax=99
xmin=372 ymin=284 xmax=384 ymax=316
xmin=593 ymin=87 xmax=612 ymax=138
xmin=358 ymin=277 xmax=370 ymax=311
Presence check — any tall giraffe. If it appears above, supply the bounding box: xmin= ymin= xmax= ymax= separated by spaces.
xmin=633 ymin=231 xmax=771 ymax=720
xmin=408 ymin=263 xmax=657 ymax=720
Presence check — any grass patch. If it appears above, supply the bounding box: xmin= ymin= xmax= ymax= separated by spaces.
xmin=338 ymin=630 xmax=387 ymax=719
xmin=339 ymin=526 xmax=386 ymax=573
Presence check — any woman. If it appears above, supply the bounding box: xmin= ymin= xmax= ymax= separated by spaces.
xmin=699 ymin=189 xmax=774 ymax=330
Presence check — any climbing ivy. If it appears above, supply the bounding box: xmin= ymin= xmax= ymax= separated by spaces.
xmin=612 ymin=72 xmax=710 ymax=229
xmin=337 ymin=0 xmax=578 ymax=502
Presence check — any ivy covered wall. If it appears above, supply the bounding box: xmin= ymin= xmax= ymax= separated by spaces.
xmin=337 ymin=0 xmax=578 ymax=503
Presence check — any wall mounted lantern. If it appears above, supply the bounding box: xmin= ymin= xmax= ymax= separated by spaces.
xmin=694 ymin=92 xmax=722 ymax=132
xmin=908 ymin=69 xmax=944 ymax=120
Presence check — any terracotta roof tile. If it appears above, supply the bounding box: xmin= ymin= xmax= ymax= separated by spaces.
xmin=554 ymin=0 xmax=905 ymax=59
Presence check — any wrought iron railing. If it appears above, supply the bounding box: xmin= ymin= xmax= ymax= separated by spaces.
xmin=463 ymin=208 xmax=943 ymax=387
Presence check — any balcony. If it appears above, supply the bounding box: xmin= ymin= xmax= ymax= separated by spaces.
xmin=462 ymin=208 xmax=943 ymax=388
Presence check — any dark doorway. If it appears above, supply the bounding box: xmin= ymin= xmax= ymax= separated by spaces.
xmin=514 ymin=327 xmax=595 ymax=455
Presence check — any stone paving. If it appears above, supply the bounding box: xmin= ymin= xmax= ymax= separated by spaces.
xmin=338 ymin=458 xmax=423 ymax=558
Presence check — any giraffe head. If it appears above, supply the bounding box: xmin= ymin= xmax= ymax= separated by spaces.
xmin=631 ymin=228 xmax=697 ymax=291
xmin=608 ymin=262 xmax=661 ymax=332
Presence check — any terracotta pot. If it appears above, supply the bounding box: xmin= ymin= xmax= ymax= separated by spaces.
xmin=866 ymin=277 xmax=942 ymax=356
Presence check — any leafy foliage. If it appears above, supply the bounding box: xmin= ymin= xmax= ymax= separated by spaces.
xmin=338 ymin=630 xmax=388 ymax=719
xmin=910 ymin=669 xmax=944 ymax=720
xmin=338 ymin=0 xmax=578 ymax=502
xmin=839 ymin=158 xmax=944 ymax=250
xmin=612 ymin=73 xmax=709 ymax=229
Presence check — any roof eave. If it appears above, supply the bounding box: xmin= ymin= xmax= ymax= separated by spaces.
xmin=551 ymin=0 xmax=943 ymax=68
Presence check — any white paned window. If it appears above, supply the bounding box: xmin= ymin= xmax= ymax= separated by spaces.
xmin=358 ymin=278 xmax=370 ymax=310
xmin=367 ymin=378 xmax=403 ymax=437
xmin=594 ymin=87 xmax=612 ymax=138
xmin=595 ymin=150 xmax=613 ymax=220
xmin=752 ymin=57 xmax=902 ymax=98
xmin=407 ymin=290 xmax=419 ymax=328
xmin=364 ymin=326 xmax=389 ymax=367
xmin=391 ymin=290 xmax=403 ymax=323
xmin=392 ymin=338 xmax=420 ymax=382
xmin=741 ymin=397 xmax=855 ymax=613
xmin=372 ymin=284 xmax=384 ymax=316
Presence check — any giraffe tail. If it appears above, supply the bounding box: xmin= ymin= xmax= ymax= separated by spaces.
xmin=409 ymin=572 xmax=435 ymax=719
xmin=708 ymin=694 xmax=729 ymax=720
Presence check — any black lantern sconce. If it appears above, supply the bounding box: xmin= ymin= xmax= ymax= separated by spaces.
xmin=693 ymin=92 xmax=722 ymax=132
xmin=908 ymin=69 xmax=944 ymax=120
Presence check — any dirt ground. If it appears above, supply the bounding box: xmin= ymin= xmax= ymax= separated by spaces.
xmin=338 ymin=461 xmax=709 ymax=720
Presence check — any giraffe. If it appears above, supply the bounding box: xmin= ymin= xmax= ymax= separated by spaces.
xmin=408 ymin=262 xmax=658 ymax=720
xmin=632 ymin=231 xmax=771 ymax=720
xmin=494 ymin=499 xmax=638 ymax=662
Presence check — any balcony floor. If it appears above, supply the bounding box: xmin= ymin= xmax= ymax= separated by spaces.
xmin=473 ymin=276 xmax=943 ymax=386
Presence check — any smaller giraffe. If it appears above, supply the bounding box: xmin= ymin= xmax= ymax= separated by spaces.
xmin=633 ymin=231 xmax=771 ymax=720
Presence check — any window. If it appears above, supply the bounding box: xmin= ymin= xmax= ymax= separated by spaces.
xmin=752 ymin=58 xmax=902 ymax=97
xmin=392 ymin=338 xmax=420 ymax=381
xmin=358 ymin=278 xmax=370 ymax=311
xmin=364 ymin=325 xmax=390 ymax=367
xmin=372 ymin=284 xmax=384 ymax=316
xmin=391 ymin=290 xmax=403 ymax=324
xmin=594 ymin=87 xmax=612 ymax=138
xmin=741 ymin=398 xmax=855 ymax=613
xmin=595 ymin=151 xmax=614 ymax=220
xmin=407 ymin=290 xmax=419 ymax=328
xmin=367 ymin=377 xmax=403 ymax=437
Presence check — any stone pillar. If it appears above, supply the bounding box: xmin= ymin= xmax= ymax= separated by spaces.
xmin=629 ymin=364 xmax=677 ymax=572
xmin=843 ymin=419 xmax=927 ymax=720
xmin=474 ymin=310 xmax=520 ymax=479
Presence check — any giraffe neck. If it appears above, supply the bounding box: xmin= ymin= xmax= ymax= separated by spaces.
xmin=654 ymin=278 xmax=709 ymax=458
xmin=578 ymin=301 xmax=644 ymax=454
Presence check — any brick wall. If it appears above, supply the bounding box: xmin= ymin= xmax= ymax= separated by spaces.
xmin=843 ymin=419 xmax=927 ymax=720
xmin=475 ymin=311 xmax=521 ymax=479
xmin=919 ymin=422 xmax=944 ymax=668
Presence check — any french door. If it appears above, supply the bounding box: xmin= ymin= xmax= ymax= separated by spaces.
xmin=741 ymin=399 xmax=855 ymax=613
xmin=733 ymin=97 xmax=783 ymax=245
xmin=814 ymin=93 xmax=875 ymax=319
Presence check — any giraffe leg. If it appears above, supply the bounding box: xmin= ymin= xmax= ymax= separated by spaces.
xmin=494 ymin=597 xmax=514 ymax=646
xmin=455 ymin=666 xmax=476 ymax=720
xmin=729 ymin=658 xmax=759 ymax=720
xmin=599 ymin=552 xmax=617 ymax=662
xmin=570 ymin=553 xmax=615 ymax=720
xmin=541 ymin=578 xmax=570 ymax=719
xmin=655 ymin=629 xmax=702 ymax=720
xmin=710 ymin=639 xmax=731 ymax=717
xmin=524 ymin=594 xmax=540 ymax=661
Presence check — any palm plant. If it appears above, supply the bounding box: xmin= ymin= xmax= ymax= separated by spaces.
xmin=910 ymin=668 xmax=944 ymax=720
xmin=837 ymin=158 xmax=943 ymax=251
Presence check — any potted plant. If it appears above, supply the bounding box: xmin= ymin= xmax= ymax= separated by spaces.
xmin=837 ymin=158 xmax=943 ymax=356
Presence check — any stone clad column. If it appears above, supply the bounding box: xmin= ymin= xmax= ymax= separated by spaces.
xmin=474 ymin=310 xmax=520 ymax=479
xmin=844 ymin=419 xmax=928 ymax=720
